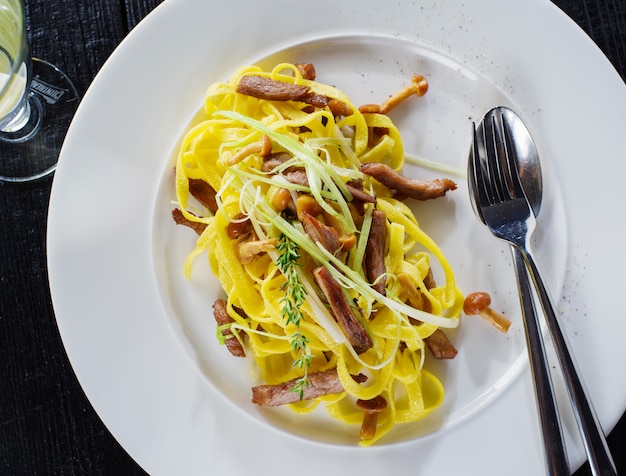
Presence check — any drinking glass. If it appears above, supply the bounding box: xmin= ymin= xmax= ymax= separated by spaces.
xmin=0 ymin=0 xmax=79 ymax=182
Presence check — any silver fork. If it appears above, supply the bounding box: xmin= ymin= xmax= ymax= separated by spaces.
xmin=469 ymin=109 xmax=617 ymax=476
xmin=470 ymin=112 xmax=569 ymax=475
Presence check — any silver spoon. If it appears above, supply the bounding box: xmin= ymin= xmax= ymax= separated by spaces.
xmin=474 ymin=107 xmax=617 ymax=476
xmin=472 ymin=107 xmax=569 ymax=475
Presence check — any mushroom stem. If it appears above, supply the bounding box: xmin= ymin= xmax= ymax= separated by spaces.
xmin=360 ymin=412 xmax=379 ymax=441
xmin=225 ymin=134 xmax=272 ymax=166
xmin=356 ymin=395 xmax=387 ymax=441
xmin=379 ymin=75 xmax=429 ymax=114
xmin=481 ymin=307 xmax=512 ymax=333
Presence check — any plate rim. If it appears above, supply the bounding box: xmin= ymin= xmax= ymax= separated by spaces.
xmin=47 ymin=0 xmax=626 ymax=474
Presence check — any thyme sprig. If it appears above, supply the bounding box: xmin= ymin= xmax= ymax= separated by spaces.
xmin=276 ymin=232 xmax=311 ymax=399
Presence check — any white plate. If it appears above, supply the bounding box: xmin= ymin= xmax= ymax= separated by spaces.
xmin=47 ymin=0 xmax=626 ymax=474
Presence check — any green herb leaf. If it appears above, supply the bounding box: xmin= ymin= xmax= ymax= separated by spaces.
xmin=276 ymin=232 xmax=311 ymax=398
xmin=289 ymin=375 xmax=311 ymax=400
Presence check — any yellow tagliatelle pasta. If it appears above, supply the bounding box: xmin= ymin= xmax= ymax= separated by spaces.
xmin=173 ymin=63 xmax=463 ymax=446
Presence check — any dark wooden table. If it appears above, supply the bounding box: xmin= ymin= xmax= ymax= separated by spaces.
xmin=1 ymin=0 xmax=623 ymax=474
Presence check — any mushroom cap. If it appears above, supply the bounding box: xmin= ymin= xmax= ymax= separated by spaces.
xmin=411 ymin=75 xmax=429 ymax=96
xmin=463 ymin=291 xmax=492 ymax=315
xmin=356 ymin=395 xmax=388 ymax=412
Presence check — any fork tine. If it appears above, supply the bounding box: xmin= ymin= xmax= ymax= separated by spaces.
xmin=469 ymin=123 xmax=491 ymax=211
xmin=471 ymin=108 xmax=534 ymax=216
xmin=483 ymin=108 xmax=529 ymax=205
xmin=484 ymin=112 xmax=509 ymax=202
xmin=491 ymin=112 xmax=507 ymax=198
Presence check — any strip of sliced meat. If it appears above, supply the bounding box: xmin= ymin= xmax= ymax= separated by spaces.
xmin=346 ymin=180 xmax=376 ymax=204
xmin=251 ymin=368 xmax=367 ymax=406
xmin=360 ymin=162 xmax=456 ymax=200
xmin=261 ymin=152 xmax=292 ymax=172
xmin=313 ymin=267 xmax=372 ymax=354
xmin=237 ymin=75 xmax=310 ymax=101
xmin=422 ymin=268 xmax=436 ymax=290
xmin=188 ymin=178 xmax=218 ymax=213
xmin=301 ymin=211 xmax=341 ymax=255
xmin=226 ymin=213 xmax=252 ymax=239
xmin=212 ymin=299 xmax=246 ymax=357
xmin=295 ymin=63 xmax=316 ymax=80
xmin=283 ymin=169 xmax=309 ymax=186
xmin=237 ymin=75 xmax=328 ymax=108
xmin=424 ymin=328 xmax=458 ymax=359
xmin=261 ymin=152 xmax=309 ymax=186
xmin=172 ymin=208 xmax=207 ymax=235
xmin=364 ymin=209 xmax=387 ymax=296
xmin=327 ymin=98 xmax=353 ymax=117
xmin=345 ymin=179 xmax=367 ymax=216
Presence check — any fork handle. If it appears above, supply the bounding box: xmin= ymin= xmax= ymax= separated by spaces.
xmin=511 ymin=247 xmax=570 ymax=476
xmin=521 ymin=249 xmax=617 ymax=476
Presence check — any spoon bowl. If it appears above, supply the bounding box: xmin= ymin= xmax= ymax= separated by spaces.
xmin=495 ymin=107 xmax=543 ymax=217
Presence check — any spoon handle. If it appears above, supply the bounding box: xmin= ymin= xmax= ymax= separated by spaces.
xmin=521 ymin=249 xmax=617 ymax=476
xmin=511 ymin=247 xmax=570 ymax=475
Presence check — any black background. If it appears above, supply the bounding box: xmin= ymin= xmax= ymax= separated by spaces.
xmin=1 ymin=0 xmax=624 ymax=474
